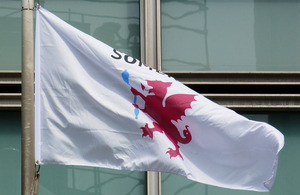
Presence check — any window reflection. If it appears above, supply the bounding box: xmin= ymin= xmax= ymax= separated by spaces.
xmin=40 ymin=165 xmax=146 ymax=195
xmin=44 ymin=0 xmax=140 ymax=59
xmin=0 ymin=0 xmax=140 ymax=71
xmin=161 ymin=0 xmax=300 ymax=71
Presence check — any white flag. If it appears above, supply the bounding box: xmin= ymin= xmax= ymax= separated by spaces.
xmin=35 ymin=6 xmax=284 ymax=192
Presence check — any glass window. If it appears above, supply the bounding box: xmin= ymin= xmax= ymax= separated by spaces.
xmin=0 ymin=0 xmax=140 ymax=70
xmin=0 ymin=111 xmax=21 ymax=194
xmin=161 ymin=0 xmax=300 ymax=71
xmin=0 ymin=1 xmax=21 ymax=70
xmin=42 ymin=0 xmax=140 ymax=59
xmin=162 ymin=112 xmax=300 ymax=195
xmin=40 ymin=165 xmax=145 ymax=194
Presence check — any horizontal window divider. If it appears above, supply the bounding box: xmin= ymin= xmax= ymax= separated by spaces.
xmin=203 ymin=94 xmax=300 ymax=97
xmin=0 ymin=104 xmax=22 ymax=110
xmin=223 ymin=105 xmax=300 ymax=111
xmin=0 ymin=93 xmax=22 ymax=97
xmin=1 ymin=71 xmax=300 ymax=110
xmin=0 ymin=71 xmax=22 ymax=94
xmin=203 ymin=93 xmax=300 ymax=111
xmin=0 ymin=81 xmax=22 ymax=85
xmin=0 ymin=71 xmax=21 ymax=82
xmin=164 ymin=71 xmax=300 ymax=83
xmin=0 ymin=93 xmax=21 ymax=110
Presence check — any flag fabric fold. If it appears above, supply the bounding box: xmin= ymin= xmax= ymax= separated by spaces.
xmin=35 ymin=6 xmax=284 ymax=192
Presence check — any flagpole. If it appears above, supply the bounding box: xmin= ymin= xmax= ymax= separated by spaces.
xmin=21 ymin=0 xmax=37 ymax=194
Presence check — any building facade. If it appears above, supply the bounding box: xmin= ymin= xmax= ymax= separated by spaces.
xmin=1 ymin=0 xmax=300 ymax=194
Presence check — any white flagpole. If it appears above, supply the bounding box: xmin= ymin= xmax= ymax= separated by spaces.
xmin=21 ymin=0 xmax=37 ymax=194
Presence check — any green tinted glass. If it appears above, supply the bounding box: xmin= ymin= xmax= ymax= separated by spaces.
xmin=162 ymin=113 xmax=300 ymax=195
xmin=39 ymin=165 xmax=146 ymax=195
xmin=0 ymin=0 xmax=140 ymax=70
xmin=0 ymin=1 xmax=21 ymax=70
xmin=161 ymin=0 xmax=300 ymax=71
xmin=0 ymin=111 xmax=21 ymax=194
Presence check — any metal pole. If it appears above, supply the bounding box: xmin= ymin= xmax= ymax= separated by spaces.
xmin=140 ymin=0 xmax=161 ymax=195
xmin=21 ymin=0 xmax=36 ymax=194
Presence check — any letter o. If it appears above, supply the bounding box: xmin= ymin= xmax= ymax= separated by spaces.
xmin=124 ymin=55 xmax=137 ymax=64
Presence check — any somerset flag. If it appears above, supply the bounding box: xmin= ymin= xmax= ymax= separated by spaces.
xmin=35 ymin=6 xmax=284 ymax=191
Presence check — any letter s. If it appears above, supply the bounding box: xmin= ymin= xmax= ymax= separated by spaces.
xmin=111 ymin=49 xmax=122 ymax=60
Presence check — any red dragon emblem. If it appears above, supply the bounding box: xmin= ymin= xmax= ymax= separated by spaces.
xmin=130 ymin=80 xmax=197 ymax=159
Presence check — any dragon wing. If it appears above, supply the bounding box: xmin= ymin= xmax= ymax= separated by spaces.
xmin=164 ymin=94 xmax=197 ymax=122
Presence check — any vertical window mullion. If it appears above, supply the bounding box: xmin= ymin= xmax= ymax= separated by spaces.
xmin=140 ymin=0 xmax=162 ymax=195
